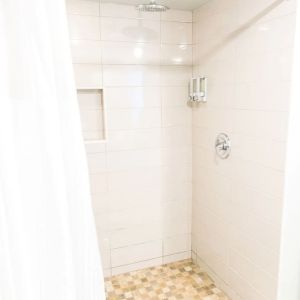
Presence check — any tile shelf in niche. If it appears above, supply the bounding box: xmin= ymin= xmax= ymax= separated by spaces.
xmin=77 ymin=88 xmax=107 ymax=144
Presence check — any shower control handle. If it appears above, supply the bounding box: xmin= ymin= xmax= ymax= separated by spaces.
xmin=216 ymin=141 xmax=230 ymax=151
xmin=215 ymin=133 xmax=231 ymax=159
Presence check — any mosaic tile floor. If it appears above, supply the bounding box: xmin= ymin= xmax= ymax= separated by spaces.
xmin=105 ymin=259 xmax=229 ymax=300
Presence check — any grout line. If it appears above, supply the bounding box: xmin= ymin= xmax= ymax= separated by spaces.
xmin=111 ymin=251 xmax=192 ymax=269
xmin=70 ymin=37 xmax=193 ymax=46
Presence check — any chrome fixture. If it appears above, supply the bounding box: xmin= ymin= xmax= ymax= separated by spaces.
xmin=189 ymin=76 xmax=207 ymax=103
xmin=136 ymin=0 xmax=169 ymax=12
xmin=215 ymin=133 xmax=231 ymax=159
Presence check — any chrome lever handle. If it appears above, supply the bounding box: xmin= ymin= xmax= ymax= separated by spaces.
xmin=216 ymin=141 xmax=230 ymax=151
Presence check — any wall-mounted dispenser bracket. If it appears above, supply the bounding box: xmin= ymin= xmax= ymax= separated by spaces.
xmin=189 ymin=76 xmax=207 ymax=103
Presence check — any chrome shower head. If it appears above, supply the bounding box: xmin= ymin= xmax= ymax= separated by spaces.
xmin=136 ymin=0 xmax=169 ymax=12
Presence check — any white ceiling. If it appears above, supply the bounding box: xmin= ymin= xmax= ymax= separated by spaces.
xmin=100 ymin=0 xmax=208 ymax=11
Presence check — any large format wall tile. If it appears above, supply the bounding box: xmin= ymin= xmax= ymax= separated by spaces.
xmin=101 ymin=17 xmax=160 ymax=43
xmin=161 ymin=21 xmax=193 ymax=44
xmin=66 ymin=0 xmax=100 ymax=16
xmin=70 ymin=40 xmax=102 ymax=64
xmin=68 ymin=15 xmax=100 ymax=40
xmin=102 ymin=41 xmax=161 ymax=65
xmin=192 ymin=1 xmax=296 ymax=299
xmin=67 ymin=0 xmax=193 ymax=276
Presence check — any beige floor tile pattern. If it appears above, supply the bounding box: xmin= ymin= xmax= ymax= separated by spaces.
xmin=105 ymin=259 xmax=229 ymax=300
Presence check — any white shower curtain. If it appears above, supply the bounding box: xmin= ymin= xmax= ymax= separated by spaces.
xmin=0 ymin=0 xmax=105 ymax=299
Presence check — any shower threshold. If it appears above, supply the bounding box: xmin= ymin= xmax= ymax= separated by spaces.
xmin=105 ymin=259 xmax=229 ymax=300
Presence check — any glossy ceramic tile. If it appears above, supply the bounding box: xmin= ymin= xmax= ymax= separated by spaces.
xmin=101 ymin=17 xmax=160 ymax=43
xmin=102 ymin=41 xmax=160 ymax=65
xmin=162 ymin=107 xmax=192 ymax=127
xmin=162 ymin=9 xmax=193 ymax=22
xmin=103 ymin=65 xmax=161 ymax=87
xmin=192 ymin=1 xmax=296 ymax=299
xmin=111 ymin=258 xmax=163 ymax=277
xmin=106 ymin=129 xmax=162 ymax=152
xmin=161 ymin=21 xmax=193 ymax=44
xmin=105 ymin=259 xmax=229 ymax=300
xmin=160 ymin=66 xmax=192 ymax=86
xmin=111 ymin=240 xmax=162 ymax=268
xmin=106 ymin=108 xmax=161 ymax=130
xmin=162 ymin=86 xmax=190 ymax=107
xmin=66 ymin=2 xmax=297 ymax=299
xmin=237 ymin=0 xmax=296 ymax=25
xmin=107 ymin=149 xmax=162 ymax=172
xmin=163 ymin=235 xmax=191 ymax=256
xmin=161 ymin=44 xmax=193 ymax=65
xmin=87 ymin=153 xmax=106 ymax=174
xmin=67 ymin=0 xmax=193 ymax=278
xmin=85 ymin=141 xmax=106 ymax=154
xmin=73 ymin=64 xmax=102 ymax=88
xmin=68 ymin=15 xmax=100 ymax=40
xmin=107 ymin=168 xmax=162 ymax=192
xmin=70 ymin=40 xmax=101 ymax=64
xmin=66 ymin=0 xmax=99 ymax=16
xmin=105 ymin=87 xmax=161 ymax=109
xmin=89 ymin=173 xmax=108 ymax=195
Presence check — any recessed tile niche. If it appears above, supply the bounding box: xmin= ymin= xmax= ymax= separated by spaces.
xmin=77 ymin=89 xmax=105 ymax=142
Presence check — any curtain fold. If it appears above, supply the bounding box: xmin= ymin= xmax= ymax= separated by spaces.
xmin=0 ymin=0 xmax=105 ymax=299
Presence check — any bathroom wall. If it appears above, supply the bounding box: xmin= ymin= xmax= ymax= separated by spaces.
xmin=192 ymin=0 xmax=297 ymax=299
xmin=278 ymin=2 xmax=300 ymax=299
xmin=66 ymin=0 xmax=193 ymax=276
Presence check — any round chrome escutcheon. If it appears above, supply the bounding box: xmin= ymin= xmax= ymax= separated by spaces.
xmin=215 ymin=133 xmax=231 ymax=159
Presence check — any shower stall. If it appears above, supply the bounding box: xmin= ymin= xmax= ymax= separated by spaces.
xmin=66 ymin=0 xmax=299 ymax=299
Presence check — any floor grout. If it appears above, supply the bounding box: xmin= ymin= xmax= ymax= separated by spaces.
xmin=105 ymin=259 xmax=229 ymax=300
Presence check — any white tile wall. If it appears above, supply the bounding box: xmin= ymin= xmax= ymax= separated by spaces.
xmin=70 ymin=40 xmax=102 ymax=64
xmin=66 ymin=0 xmax=100 ymax=16
xmin=111 ymin=258 xmax=163 ymax=276
xmin=67 ymin=1 xmax=193 ymax=276
xmin=78 ymin=90 xmax=104 ymax=140
xmin=73 ymin=64 xmax=102 ymax=88
xmin=161 ymin=21 xmax=193 ymax=44
xmin=68 ymin=15 xmax=100 ymax=40
xmin=161 ymin=44 xmax=193 ymax=65
xmin=67 ymin=1 xmax=297 ymax=293
xmin=103 ymin=65 xmax=161 ymax=87
xmin=101 ymin=41 xmax=161 ymax=65
xmin=111 ymin=240 xmax=162 ymax=267
xmin=192 ymin=0 xmax=297 ymax=299
xmin=101 ymin=18 xmax=161 ymax=43
xmin=105 ymin=87 xmax=161 ymax=109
